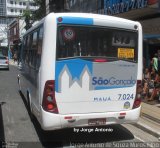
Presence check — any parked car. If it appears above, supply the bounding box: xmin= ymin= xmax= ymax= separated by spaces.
xmin=0 ymin=55 xmax=9 ymax=70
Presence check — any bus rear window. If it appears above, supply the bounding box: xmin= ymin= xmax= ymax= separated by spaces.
xmin=57 ymin=25 xmax=138 ymax=62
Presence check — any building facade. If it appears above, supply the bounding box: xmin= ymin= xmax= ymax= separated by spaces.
xmin=8 ymin=18 xmax=19 ymax=46
xmin=0 ymin=0 xmax=7 ymax=46
xmin=0 ymin=0 xmax=38 ymax=47
xmin=6 ymin=0 xmax=38 ymax=17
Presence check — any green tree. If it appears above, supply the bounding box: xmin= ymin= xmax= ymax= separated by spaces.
xmin=32 ymin=0 xmax=65 ymax=20
xmin=23 ymin=0 xmax=65 ymax=23
xmin=22 ymin=0 xmax=45 ymax=30
xmin=32 ymin=0 xmax=46 ymax=21
xmin=23 ymin=9 xmax=32 ymax=30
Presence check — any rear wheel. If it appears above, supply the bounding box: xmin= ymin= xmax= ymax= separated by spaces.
xmin=17 ymin=74 xmax=21 ymax=91
xmin=27 ymin=91 xmax=34 ymax=120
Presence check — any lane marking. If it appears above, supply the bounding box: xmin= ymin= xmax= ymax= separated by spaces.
xmin=134 ymin=135 xmax=145 ymax=142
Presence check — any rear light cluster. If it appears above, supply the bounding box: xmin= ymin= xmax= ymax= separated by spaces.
xmin=5 ymin=57 xmax=9 ymax=64
xmin=133 ymin=80 xmax=142 ymax=109
xmin=42 ymin=80 xmax=59 ymax=113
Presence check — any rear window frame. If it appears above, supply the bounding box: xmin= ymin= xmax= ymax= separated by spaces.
xmin=56 ymin=24 xmax=138 ymax=62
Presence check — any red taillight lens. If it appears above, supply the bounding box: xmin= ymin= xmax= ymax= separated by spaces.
xmin=5 ymin=57 xmax=9 ymax=64
xmin=133 ymin=80 xmax=142 ymax=109
xmin=119 ymin=112 xmax=126 ymax=116
xmin=47 ymin=103 xmax=54 ymax=110
xmin=134 ymin=99 xmax=141 ymax=107
xmin=42 ymin=80 xmax=59 ymax=113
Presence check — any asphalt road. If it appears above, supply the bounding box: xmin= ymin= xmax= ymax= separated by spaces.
xmin=0 ymin=65 xmax=158 ymax=148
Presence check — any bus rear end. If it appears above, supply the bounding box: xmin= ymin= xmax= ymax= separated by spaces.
xmin=41 ymin=14 xmax=142 ymax=130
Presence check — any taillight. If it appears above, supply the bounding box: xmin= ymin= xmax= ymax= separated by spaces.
xmin=5 ymin=57 xmax=9 ymax=64
xmin=42 ymin=80 xmax=59 ymax=113
xmin=133 ymin=80 xmax=142 ymax=109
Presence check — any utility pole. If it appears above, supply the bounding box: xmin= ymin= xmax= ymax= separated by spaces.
xmin=6 ymin=16 xmax=11 ymax=59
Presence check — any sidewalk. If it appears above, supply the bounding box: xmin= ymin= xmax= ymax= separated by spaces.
xmin=9 ymin=59 xmax=18 ymax=66
xmin=133 ymin=102 xmax=160 ymax=139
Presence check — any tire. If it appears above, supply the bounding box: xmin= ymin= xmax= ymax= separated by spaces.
xmin=27 ymin=91 xmax=34 ymax=120
xmin=17 ymin=75 xmax=21 ymax=91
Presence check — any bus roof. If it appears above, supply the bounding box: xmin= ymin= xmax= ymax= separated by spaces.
xmin=54 ymin=12 xmax=137 ymax=23
xmin=23 ymin=12 xmax=141 ymax=37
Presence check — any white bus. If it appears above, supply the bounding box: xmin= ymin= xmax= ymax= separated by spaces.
xmin=18 ymin=13 xmax=143 ymax=131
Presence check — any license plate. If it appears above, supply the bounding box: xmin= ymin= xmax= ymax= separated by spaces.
xmin=118 ymin=48 xmax=134 ymax=58
xmin=0 ymin=61 xmax=5 ymax=64
xmin=88 ymin=118 xmax=106 ymax=126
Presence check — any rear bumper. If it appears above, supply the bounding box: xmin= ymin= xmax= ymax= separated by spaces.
xmin=40 ymin=106 xmax=141 ymax=131
xmin=0 ymin=64 xmax=9 ymax=69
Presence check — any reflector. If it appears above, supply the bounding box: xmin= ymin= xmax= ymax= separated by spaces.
xmin=64 ymin=116 xmax=73 ymax=120
xmin=120 ymin=112 xmax=126 ymax=116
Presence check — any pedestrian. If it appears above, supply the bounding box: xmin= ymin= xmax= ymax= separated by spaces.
xmin=10 ymin=46 xmax=14 ymax=59
xmin=13 ymin=52 xmax=17 ymax=63
xmin=17 ymin=42 xmax=22 ymax=65
xmin=142 ymin=68 xmax=150 ymax=97
xmin=151 ymin=53 xmax=158 ymax=74
xmin=157 ymin=50 xmax=160 ymax=73
xmin=145 ymin=67 xmax=155 ymax=101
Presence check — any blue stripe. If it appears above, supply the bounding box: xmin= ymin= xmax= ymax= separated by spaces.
xmin=57 ymin=16 xmax=93 ymax=25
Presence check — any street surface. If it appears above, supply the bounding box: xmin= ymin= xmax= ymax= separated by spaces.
xmin=0 ymin=65 xmax=159 ymax=148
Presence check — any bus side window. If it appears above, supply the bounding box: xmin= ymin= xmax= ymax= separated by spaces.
xmin=26 ymin=34 xmax=32 ymax=65
xmin=22 ymin=37 xmax=27 ymax=64
xmin=31 ymin=31 xmax=38 ymax=69
xmin=36 ymin=26 xmax=43 ymax=69
xmin=25 ymin=36 xmax=29 ymax=65
xmin=29 ymin=33 xmax=33 ymax=67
